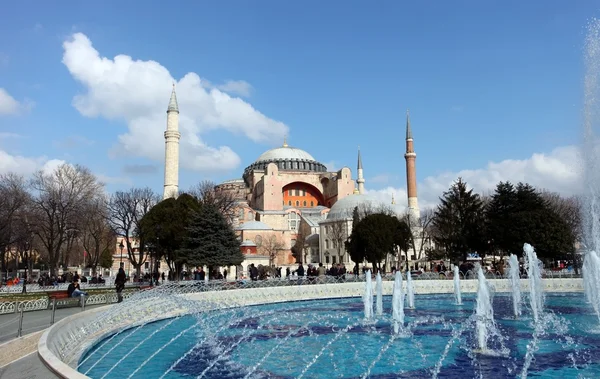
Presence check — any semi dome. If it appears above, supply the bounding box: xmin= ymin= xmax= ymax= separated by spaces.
xmin=326 ymin=194 xmax=385 ymax=221
xmin=243 ymin=142 xmax=328 ymax=183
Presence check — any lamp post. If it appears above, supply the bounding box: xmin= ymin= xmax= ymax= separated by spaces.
xmin=119 ymin=240 xmax=124 ymax=267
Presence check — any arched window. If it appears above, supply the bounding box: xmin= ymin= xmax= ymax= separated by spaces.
xmin=288 ymin=201 xmax=292 ymax=206
xmin=303 ymin=200 xmax=307 ymax=207
xmin=295 ymin=200 xmax=299 ymax=207
xmin=310 ymin=201 xmax=314 ymax=207
xmin=288 ymin=212 xmax=301 ymax=231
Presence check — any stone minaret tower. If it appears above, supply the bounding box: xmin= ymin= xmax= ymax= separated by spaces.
xmin=357 ymin=146 xmax=365 ymax=194
xmin=404 ymin=110 xmax=420 ymax=221
xmin=163 ymin=84 xmax=180 ymax=200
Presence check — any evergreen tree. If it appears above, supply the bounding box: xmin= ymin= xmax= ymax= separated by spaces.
xmin=140 ymin=193 xmax=201 ymax=277
xmin=432 ymin=178 xmax=486 ymax=262
xmin=486 ymin=182 xmax=519 ymax=254
xmin=184 ymin=204 xmax=243 ymax=269
xmin=346 ymin=207 xmax=366 ymax=265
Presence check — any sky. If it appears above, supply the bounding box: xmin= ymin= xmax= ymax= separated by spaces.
xmin=0 ymin=1 xmax=598 ymax=211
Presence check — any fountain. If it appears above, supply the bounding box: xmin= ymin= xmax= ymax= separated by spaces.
xmin=474 ymin=265 xmax=494 ymax=352
xmin=375 ymin=272 xmax=383 ymax=316
xmin=39 ymin=20 xmax=600 ymax=379
xmin=363 ymin=270 xmax=373 ymax=319
xmin=391 ymin=271 xmax=405 ymax=334
xmin=508 ymin=254 xmax=522 ymax=318
xmin=524 ymin=243 xmax=544 ymax=322
xmin=406 ymin=270 xmax=415 ymax=309
xmin=453 ymin=266 xmax=462 ymax=305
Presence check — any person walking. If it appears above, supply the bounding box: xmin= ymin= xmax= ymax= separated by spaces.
xmin=115 ymin=263 xmax=127 ymax=303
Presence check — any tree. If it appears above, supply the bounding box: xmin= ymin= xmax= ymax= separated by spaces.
xmin=183 ymin=204 xmax=243 ymax=269
xmin=189 ymin=180 xmax=238 ymax=223
xmin=0 ymin=173 xmax=30 ymax=284
xmin=80 ymin=197 xmax=115 ymax=275
xmin=291 ymin=230 xmax=308 ymax=263
xmin=329 ymin=221 xmax=348 ymax=263
xmin=107 ymin=187 xmax=159 ymax=276
xmin=485 ymin=181 xmax=519 ymax=256
xmin=540 ymin=191 xmax=582 ymax=242
xmin=98 ymin=247 xmax=114 ymax=271
xmin=432 ymin=178 xmax=486 ymax=263
xmin=29 ymin=164 xmax=103 ymax=276
xmin=346 ymin=206 xmax=366 ymax=266
xmin=352 ymin=213 xmax=404 ymax=268
xmin=140 ymin=193 xmax=201 ymax=278
xmin=261 ymin=235 xmax=285 ymax=266
xmin=402 ymin=208 xmax=435 ymax=262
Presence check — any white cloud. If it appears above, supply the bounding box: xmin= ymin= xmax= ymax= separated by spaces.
xmin=216 ymin=80 xmax=252 ymax=97
xmin=0 ymin=149 xmax=65 ymax=176
xmin=366 ymin=145 xmax=581 ymax=213
xmin=0 ymin=88 xmax=21 ymax=115
xmin=0 ymin=88 xmax=34 ymax=115
xmin=62 ymin=33 xmax=288 ymax=172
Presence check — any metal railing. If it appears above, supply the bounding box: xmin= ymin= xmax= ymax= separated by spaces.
xmin=0 ymin=280 xmax=142 ymax=294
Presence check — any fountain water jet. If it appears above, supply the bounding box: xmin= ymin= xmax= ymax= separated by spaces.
xmin=363 ymin=270 xmax=373 ymax=319
xmin=524 ymin=243 xmax=544 ymax=322
xmin=453 ymin=266 xmax=462 ymax=305
xmin=391 ymin=271 xmax=405 ymax=334
xmin=508 ymin=254 xmax=522 ymax=318
xmin=406 ymin=270 xmax=415 ymax=309
xmin=475 ymin=265 xmax=494 ymax=352
xmin=375 ymin=272 xmax=383 ymax=316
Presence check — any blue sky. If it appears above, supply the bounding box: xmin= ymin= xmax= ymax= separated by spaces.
xmin=0 ymin=1 xmax=596 ymax=208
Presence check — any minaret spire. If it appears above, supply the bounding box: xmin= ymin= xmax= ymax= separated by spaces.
xmin=167 ymin=83 xmax=179 ymax=113
xmin=406 ymin=109 xmax=413 ymax=141
xmin=163 ymin=85 xmax=181 ymax=199
xmin=404 ymin=109 xmax=420 ymax=221
xmin=356 ymin=146 xmax=365 ymax=194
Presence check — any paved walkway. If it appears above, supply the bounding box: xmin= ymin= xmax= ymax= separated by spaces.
xmin=0 ymin=304 xmax=111 ymax=378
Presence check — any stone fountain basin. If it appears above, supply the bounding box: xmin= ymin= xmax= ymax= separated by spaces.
xmin=38 ymin=278 xmax=583 ymax=378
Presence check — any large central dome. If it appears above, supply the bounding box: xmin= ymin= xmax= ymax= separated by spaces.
xmin=255 ymin=146 xmax=317 ymax=163
xmin=243 ymin=141 xmax=327 ymax=181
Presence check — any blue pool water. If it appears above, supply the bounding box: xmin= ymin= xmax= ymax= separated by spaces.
xmin=79 ymin=293 xmax=600 ymax=378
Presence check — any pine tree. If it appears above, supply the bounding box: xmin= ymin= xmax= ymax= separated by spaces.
xmin=486 ymin=181 xmax=519 ymax=255
xmin=184 ymin=204 xmax=243 ymax=268
xmin=432 ymin=178 xmax=486 ymax=262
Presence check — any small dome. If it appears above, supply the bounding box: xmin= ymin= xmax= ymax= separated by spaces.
xmin=326 ymin=194 xmax=385 ymax=221
xmin=255 ymin=146 xmax=317 ymax=163
xmin=240 ymin=239 xmax=257 ymax=247
xmin=236 ymin=221 xmax=272 ymax=231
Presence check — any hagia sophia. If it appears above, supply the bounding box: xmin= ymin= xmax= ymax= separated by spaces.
xmin=162 ymin=86 xmax=426 ymax=276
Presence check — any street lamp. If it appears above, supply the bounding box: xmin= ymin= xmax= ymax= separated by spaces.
xmin=119 ymin=240 xmax=125 ymax=265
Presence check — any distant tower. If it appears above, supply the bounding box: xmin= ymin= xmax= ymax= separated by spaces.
xmin=404 ymin=110 xmax=420 ymax=221
xmin=357 ymin=146 xmax=365 ymax=194
xmin=163 ymin=84 xmax=180 ymax=200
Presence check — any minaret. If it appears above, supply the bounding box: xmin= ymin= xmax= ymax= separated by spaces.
xmin=404 ymin=110 xmax=420 ymax=221
xmin=356 ymin=146 xmax=365 ymax=194
xmin=163 ymin=84 xmax=181 ymax=200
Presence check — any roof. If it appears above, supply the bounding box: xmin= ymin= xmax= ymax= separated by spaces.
xmin=235 ymin=221 xmax=272 ymax=231
xmin=255 ymin=146 xmax=317 ymax=164
xmin=326 ymin=193 xmax=384 ymax=221
xmin=240 ymin=239 xmax=257 ymax=247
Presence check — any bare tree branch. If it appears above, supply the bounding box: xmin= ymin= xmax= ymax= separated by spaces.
xmin=106 ymin=187 xmax=159 ymax=275
xmin=261 ymin=235 xmax=285 ymax=266
xmin=29 ymin=164 xmax=103 ymax=276
xmin=189 ymin=180 xmax=238 ymax=223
